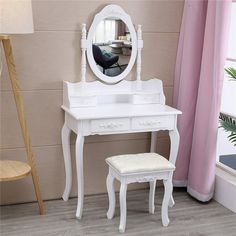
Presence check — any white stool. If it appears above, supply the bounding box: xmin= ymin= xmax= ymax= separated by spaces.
xmin=105 ymin=153 xmax=176 ymax=233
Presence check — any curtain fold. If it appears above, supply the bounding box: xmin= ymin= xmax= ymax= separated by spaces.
xmin=173 ymin=0 xmax=232 ymax=201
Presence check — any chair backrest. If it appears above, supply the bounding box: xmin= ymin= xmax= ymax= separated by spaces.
xmin=92 ymin=44 xmax=106 ymax=67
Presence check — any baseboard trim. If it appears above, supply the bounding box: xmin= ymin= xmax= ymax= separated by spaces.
xmin=214 ymin=166 xmax=236 ymax=213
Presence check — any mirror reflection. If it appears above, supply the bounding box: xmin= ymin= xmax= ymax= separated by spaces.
xmin=92 ymin=18 xmax=132 ymax=77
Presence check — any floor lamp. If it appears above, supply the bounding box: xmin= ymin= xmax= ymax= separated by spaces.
xmin=0 ymin=0 xmax=44 ymax=214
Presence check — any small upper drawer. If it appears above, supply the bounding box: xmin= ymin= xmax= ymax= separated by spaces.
xmin=131 ymin=116 xmax=174 ymax=131
xmin=91 ymin=118 xmax=130 ymax=134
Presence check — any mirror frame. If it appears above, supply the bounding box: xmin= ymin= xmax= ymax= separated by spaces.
xmin=86 ymin=5 xmax=137 ymax=84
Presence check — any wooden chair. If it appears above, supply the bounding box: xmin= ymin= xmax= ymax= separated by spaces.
xmin=0 ymin=36 xmax=44 ymax=214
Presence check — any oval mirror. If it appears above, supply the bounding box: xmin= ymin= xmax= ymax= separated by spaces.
xmin=87 ymin=5 xmax=137 ymax=84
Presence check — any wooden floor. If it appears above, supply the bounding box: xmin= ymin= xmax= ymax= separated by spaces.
xmin=1 ymin=188 xmax=236 ymax=236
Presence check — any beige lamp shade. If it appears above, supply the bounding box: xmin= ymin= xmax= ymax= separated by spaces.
xmin=0 ymin=0 xmax=34 ymax=34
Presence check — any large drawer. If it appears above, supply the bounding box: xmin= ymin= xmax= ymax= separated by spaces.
xmin=131 ymin=116 xmax=174 ymax=131
xmin=91 ymin=118 xmax=130 ymax=133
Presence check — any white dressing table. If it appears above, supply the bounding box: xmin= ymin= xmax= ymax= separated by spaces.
xmin=61 ymin=5 xmax=181 ymax=219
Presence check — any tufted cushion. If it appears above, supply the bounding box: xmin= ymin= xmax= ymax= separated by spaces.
xmin=106 ymin=153 xmax=175 ymax=174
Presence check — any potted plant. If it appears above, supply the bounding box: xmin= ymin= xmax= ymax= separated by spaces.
xmin=219 ymin=67 xmax=236 ymax=146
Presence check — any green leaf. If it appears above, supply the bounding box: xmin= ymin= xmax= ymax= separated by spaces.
xmin=221 ymin=67 xmax=236 ymax=145
xmin=219 ymin=113 xmax=236 ymax=146
xmin=228 ymin=133 xmax=236 ymax=146
xmin=229 ymin=136 xmax=236 ymax=141
xmin=219 ymin=113 xmax=236 ymax=132
xmin=225 ymin=67 xmax=236 ymax=81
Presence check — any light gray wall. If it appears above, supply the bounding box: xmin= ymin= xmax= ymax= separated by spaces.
xmin=0 ymin=0 xmax=184 ymax=204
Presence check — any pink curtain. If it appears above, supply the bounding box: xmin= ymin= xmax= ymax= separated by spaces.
xmin=173 ymin=0 xmax=232 ymax=201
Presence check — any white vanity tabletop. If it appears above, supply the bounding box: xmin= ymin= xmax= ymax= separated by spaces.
xmin=62 ymin=103 xmax=181 ymax=120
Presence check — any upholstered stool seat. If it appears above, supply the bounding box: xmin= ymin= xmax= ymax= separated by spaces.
xmin=106 ymin=153 xmax=175 ymax=174
xmin=106 ymin=153 xmax=176 ymax=233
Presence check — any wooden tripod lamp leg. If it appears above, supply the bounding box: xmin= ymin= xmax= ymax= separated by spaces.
xmin=1 ymin=36 xmax=45 ymax=215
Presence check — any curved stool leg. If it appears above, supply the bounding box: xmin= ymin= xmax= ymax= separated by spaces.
xmin=149 ymin=180 xmax=156 ymax=214
xmin=161 ymin=173 xmax=173 ymax=227
xmin=107 ymin=169 xmax=116 ymax=219
xmin=119 ymin=182 xmax=127 ymax=233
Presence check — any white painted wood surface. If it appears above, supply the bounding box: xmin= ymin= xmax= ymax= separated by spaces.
xmin=119 ymin=183 xmax=128 ymax=233
xmin=136 ymin=24 xmax=143 ymax=91
xmin=80 ymin=23 xmax=87 ymax=84
xmin=106 ymin=170 xmax=116 ymax=219
xmin=162 ymin=173 xmax=173 ymax=226
xmin=86 ymin=4 xmax=138 ymax=84
xmin=63 ymin=79 xmax=166 ymax=108
xmin=214 ymin=166 xmax=236 ymax=213
xmin=61 ymin=124 xmax=72 ymax=201
xmin=61 ymin=4 xmax=181 ymax=221
xmin=61 ymin=80 xmax=181 ymax=218
xmin=149 ymin=180 xmax=156 ymax=214
xmin=105 ymin=153 xmax=175 ymax=233
xmin=75 ymin=134 xmax=85 ymax=219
